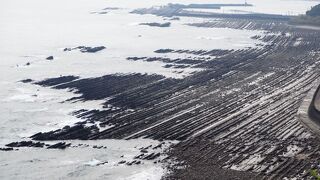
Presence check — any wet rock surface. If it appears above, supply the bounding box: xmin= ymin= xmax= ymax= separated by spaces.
xmin=35 ymin=75 xmax=79 ymax=87
xmin=128 ymin=48 xmax=233 ymax=70
xmin=0 ymin=147 xmax=14 ymax=151
xmin=140 ymin=22 xmax=171 ymax=27
xmin=31 ymin=124 xmax=98 ymax=140
xmin=63 ymin=46 xmax=106 ymax=53
xmin=18 ymin=14 xmax=320 ymax=179
xmin=6 ymin=141 xmax=46 ymax=148
xmin=126 ymin=160 xmax=141 ymax=166
xmin=47 ymin=142 xmax=71 ymax=149
xmin=20 ymin=79 xmax=33 ymax=83
xmin=4 ymin=141 xmax=73 ymax=150
xmin=46 ymin=56 xmax=54 ymax=60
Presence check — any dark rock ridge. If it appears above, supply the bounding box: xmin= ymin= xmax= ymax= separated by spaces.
xmin=128 ymin=49 xmax=233 ymax=69
xmin=154 ymin=49 xmax=174 ymax=53
xmin=5 ymin=141 xmax=71 ymax=150
xmin=31 ymin=124 xmax=99 ymax=140
xmin=140 ymin=22 xmax=171 ymax=27
xmin=35 ymin=75 xmax=79 ymax=87
xmin=126 ymin=57 xmax=147 ymax=61
xmin=6 ymin=141 xmax=46 ymax=148
xmin=34 ymin=73 xmax=171 ymax=109
xmin=63 ymin=46 xmax=106 ymax=53
xmin=46 ymin=56 xmax=54 ymax=60
xmin=126 ymin=160 xmax=141 ymax=166
xmin=47 ymin=142 xmax=71 ymax=149
xmin=135 ymin=152 xmax=161 ymax=160
xmin=20 ymin=79 xmax=33 ymax=83
xmin=0 ymin=147 xmax=14 ymax=151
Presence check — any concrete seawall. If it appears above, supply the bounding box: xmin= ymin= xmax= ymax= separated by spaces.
xmin=314 ymin=85 xmax=320 ymax=111
xmin=298 ymin=79 xmax=320 ymax=137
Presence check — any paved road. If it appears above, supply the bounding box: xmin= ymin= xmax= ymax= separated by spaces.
xmin=314 ymin=87 xmax=320 ymax=112
xmin=298 ymin=80 xmax=320 ymax=137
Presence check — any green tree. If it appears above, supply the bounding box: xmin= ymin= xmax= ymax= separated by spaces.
xmin=306 ymin=4 xmax=320 ymax=17
xmin=310 ymin=169 xmax=320 ymax=180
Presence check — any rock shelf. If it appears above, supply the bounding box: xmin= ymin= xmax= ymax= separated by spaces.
xmin=16 ymin=15 xmax=320 ymax=179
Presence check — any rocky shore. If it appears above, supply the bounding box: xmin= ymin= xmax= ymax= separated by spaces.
xmin=3 ymin=4 xmax=320 ymax=179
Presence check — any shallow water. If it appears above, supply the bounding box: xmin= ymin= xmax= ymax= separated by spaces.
xmin=0 ymin=139 xmax=176 ymax=180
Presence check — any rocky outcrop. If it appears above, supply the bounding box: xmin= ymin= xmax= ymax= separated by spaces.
xmin=47 ymin=142 xmax=71 ymax=149
xmin=140 ymin=22 xmax=171 ymax=27
xmin=0 ymin=147 xmax=14 ymax=151
xmin=20 ymin=79 xmax=33 ymax=83
xmin=63 ymin=46 xmax=106 ymax=53
xmin=28 ymin=16 xmax=320 ymax=179
xmin=46 ymin=56 xmax=54 ymax=60
xmin=6 ymin=141 xmax=46 ymax=148
xmin=31 ymin=124 xmax=99 ymax=140
xmin=35 ymin=75 xmax=79 ymax=87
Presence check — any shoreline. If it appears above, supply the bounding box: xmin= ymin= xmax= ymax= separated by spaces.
xmin=2 ymin=1 xmax=320 ymax=179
